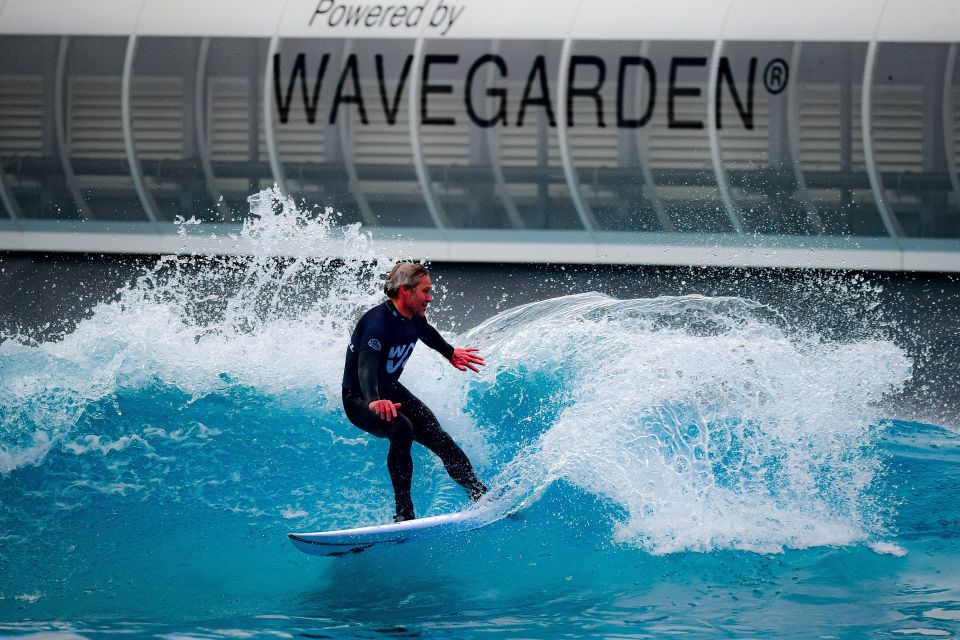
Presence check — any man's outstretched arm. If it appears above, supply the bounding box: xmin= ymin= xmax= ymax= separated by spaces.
xmin=418 ymin=322 xmax=455 ymax=360
xmin=449 ymin=347 xmax=485 ymax=373
xmin=419 ymin=321 xmax=485 ymax=373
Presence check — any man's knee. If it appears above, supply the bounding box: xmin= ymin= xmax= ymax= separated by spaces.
xmin=386 ymin=414 xmax=415 ymax=445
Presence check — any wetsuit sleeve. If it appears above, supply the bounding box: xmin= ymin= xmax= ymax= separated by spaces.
xmin=354 ymin=312 xmax=386 ymax=404
xmin=357 ymin=350 xmax=380 ymax=404
xmin=418 ymin=320 xmax=455 ymax=360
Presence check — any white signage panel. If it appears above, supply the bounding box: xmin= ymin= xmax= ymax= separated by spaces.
xmin=0 ymin=0 xmax=140 ymax=35
xmin=1 ymin=0 xmax=958 ymax=42
xmin=570 ymin=0 xmax=729 ymax=41
xmin=138 ymin=0 xmax=282 ymax=37
xmin=277 ymin=0 xmax=578 ymax=40
xmin=878 ymin=0 xmax=960 ymax=42
xmin=723 ymin=0 xmax=881 ymax=42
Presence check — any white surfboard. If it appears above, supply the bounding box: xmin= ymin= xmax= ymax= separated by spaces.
xmin=288 ymin=509 xmax=491 ymax=557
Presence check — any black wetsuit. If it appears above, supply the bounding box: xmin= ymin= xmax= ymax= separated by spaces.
xmin=342 ymin=300 xmax=486 ymax=520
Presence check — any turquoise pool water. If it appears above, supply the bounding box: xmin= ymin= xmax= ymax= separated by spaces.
xmin=1 ymin=190 xmax=958 ymax=639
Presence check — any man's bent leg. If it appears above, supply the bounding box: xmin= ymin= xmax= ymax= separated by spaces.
xmin=342 ymin=390 xmax=417 ymax=520
xmin=385 ymin=425 xmax=415 ymax=521
xmin=392 ymin=385 xmax=487 ymax=501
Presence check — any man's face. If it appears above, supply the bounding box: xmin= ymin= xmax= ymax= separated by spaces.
xmin=402 ymin=275 xmax=433 ymax=317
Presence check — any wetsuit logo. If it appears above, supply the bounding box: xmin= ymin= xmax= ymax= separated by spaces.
xmin=386 ymin=342 xmax=416 ymax=373
xmin=368 ymin=338 xmax=381 ymax=351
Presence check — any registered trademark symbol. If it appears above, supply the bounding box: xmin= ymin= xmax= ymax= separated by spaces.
xmin=764 ymin=58 xmax=789 ymax=94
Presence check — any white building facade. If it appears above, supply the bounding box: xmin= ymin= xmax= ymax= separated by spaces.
xmin=1 ymin=0 xmax=959 ymax=270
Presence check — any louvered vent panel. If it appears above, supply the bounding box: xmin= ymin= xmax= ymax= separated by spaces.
xmin=420 ymin=86 xmax=471 ymax=167
xmin=505 ymin=183 xmax=537 ymax=198
xmin=352 ymin=83 xmax=412 ymax=166
xmin=70 ymin=77 xmax=124 ymax=159
xmin=208 ymin=78 xmax=267 ymax=162
xmin=647 ymin=84 xmax=712 ymax=170
xmin=954 ymin=87 xmax=960 ymax=169
xmin=717 ymin=88 xmax=771 ymax=169
xmin=501 ymin=130 xmax=562 ymax=166
xmin=798 ymin=84 xmax=865 ymax=172
xmin=273 ymin=85 xmax=326 ymax=164
xmin=568 ymin=83 xmax=619 ymax=168
xmin=0 ymin=75 xmax=43 ymax=157
xmin=548 ymin=183 xmax=572 ymax=199
xmin=499 ymin=83 xmax=561 ymax=167
xmin=500 ymin=126 xmax=543 ymax=166
xmin=131 ymin=77 xmax=183 ymax=161
xmin=872 ymin=84 xmax=923 ymax=173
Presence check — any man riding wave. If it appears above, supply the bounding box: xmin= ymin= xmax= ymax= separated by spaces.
xmin=341 ymin=262 xmax=487 ymax=522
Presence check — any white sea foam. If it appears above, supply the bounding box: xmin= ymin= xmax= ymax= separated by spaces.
xmin=870 ymin=541 xmax=908 ymax=556
xmin=467 ymin=293 xmax=911 ymax=553
xmin=0 ymin=188 xmax=914 ymax=554
xmin=14 ymin=592 xmax=42 ymax=603
xmin=0 ymin=188 xmax=393 ymax=473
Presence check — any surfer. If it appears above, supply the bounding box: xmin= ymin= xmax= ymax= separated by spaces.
xmin=342 ymin=262 xmax=488 ymax=522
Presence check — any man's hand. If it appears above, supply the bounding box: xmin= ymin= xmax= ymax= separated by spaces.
xmin=369 ymin=399 xmax=401 ymax=421
xmin=450 ymin=347 xmax=485 ymax=373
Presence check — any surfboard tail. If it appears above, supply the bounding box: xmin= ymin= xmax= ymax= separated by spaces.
xmin=287 ymin=533 xmax=383 ymax=557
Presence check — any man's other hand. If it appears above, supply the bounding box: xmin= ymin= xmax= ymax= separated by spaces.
xmin=369 ymin=399 xmax=401 ymax=421
xmin=450 ymin=347 xmax=485 ymax=373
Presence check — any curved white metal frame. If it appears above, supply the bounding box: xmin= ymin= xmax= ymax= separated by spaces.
xmin=0 ymin=72 xmax=19 ymax=218
xmin=943 ymin=43 xmax=960 ymax=215
xmin=54 ymin=36 xmax=92 ymax=219
xmin=263 ymin=34 xmax=288 ymax=195
xmin=6 ymin=6 xmax=960 ymax=268
xmin=194 ymin=37 xmax=231 ymax=221
xmin=122 ymin=34 xmax=159 ymax=222
xmin=484 ymin=39 xmax=524 ymax=229
xmin=633 ymin=40 xmax=673 ymax=232
xmin=0 ymin=34 xmax=21 ymax=219
xmin=0 ymin=171 xmax=19 ymax=221
xmin=555 ymin=36 xmax=596 ymax=234
xmin=707 ymin=38 xmax=744 ymax=234
xmin=785 ymin=41 xmax=825 ymax=234
xmin=861 ymin=39 xmax=903 ymax=238
xmin=0 ymin=162 xmax=18 ymax=220
xmin=408 ymin=35 xmax=448 ymax=230
xmin=336 ymin=39 xmax=376 ymax=226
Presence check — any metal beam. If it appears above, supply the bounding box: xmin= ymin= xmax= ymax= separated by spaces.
xmin=263 ymin=34 xmax=288 ymax=195
xmin=121 ymin=34 xmax=159 ymax=222
xmin=786 ymin=41 xmax=825 ymax=234
xmin=556 ymin=37 xmax=596 ymax=234
xmin=861 ymin=39 xmax=903 ymax=238
xmin=7 ymin=221 xmax=948 ymax=272
xmin=0 ymin=165 xmax=18 ymax=220
xmin=408 ymin=36 xmax=448 ymax=230
xmin=943 ymin=43 xmax=960 ymax=217
xmin=633 ymin=40 xmax=673 ymax=231
xmin=54 ymin=36 xmax=92 ymax=219
xmin=0 ymin=35 xmax=21 ymax=220
xmin=194 ymin=37 xmax=231 ymax=222
xmin=484 ymin=39 xmax=524 ymax=229
xmin=707 ymin=38 xmax=744 ymax=234
xmin=336 ymin=39 xmax=376 ymax=226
